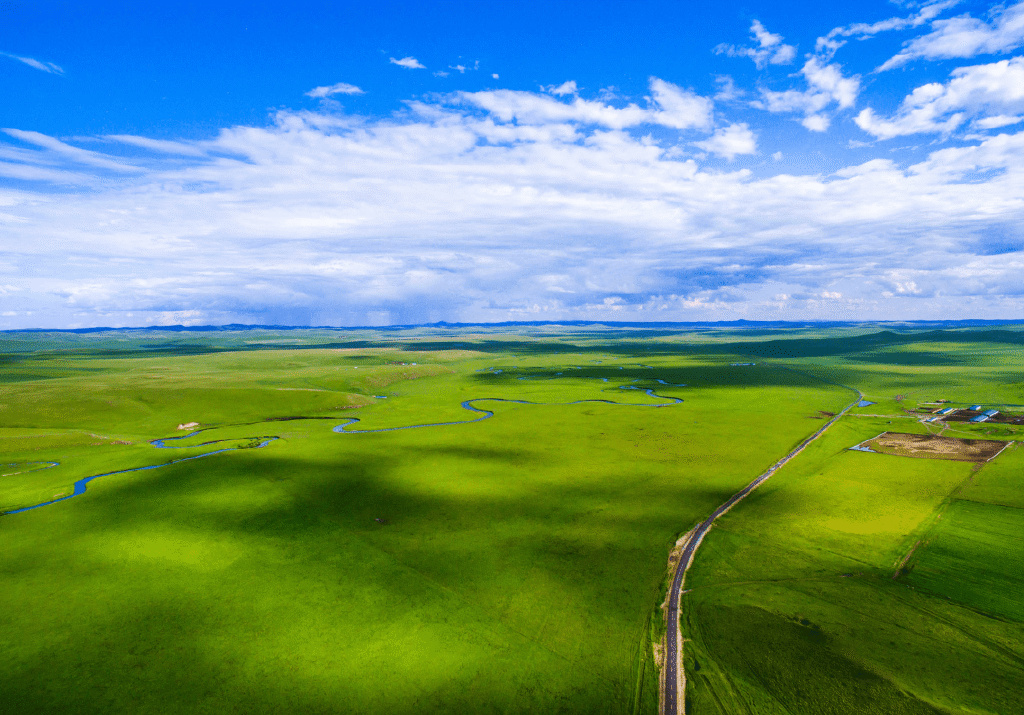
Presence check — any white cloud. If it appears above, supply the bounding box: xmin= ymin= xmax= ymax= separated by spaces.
xmin=390 ymin=56 xmax=426 ymax=69
xmin=879 ymin=1 xmax=1024 ymax=71
xmin=713 ymin=75 xmax=743 ymax=101
xmin=648 ymin=78 xmax=714 ymax=130
xmin=457 ymin=77 xmax=712 ymax=131
xmin=974 ymin=114 xmax=1023 ymax=129
xmin=305 ymin=82 xmax=364 ymax=98
xmin=545 ymin=80 xmax=578 ymax=96
xmin=103 ymin=135 xmax=207 ymax=157
xmin=4 ymin=86 xmax=1024 ymax=327
xmin=693 ymin=123 xmax=757 ymax=159
xmin=802 ymin=114 xmax=831 ymax=132
xmin=803 ymin=57 xmax=859 ymax=108
xmin=3 ymin=129 xmax=143 ymax=172
xmin=714 ymin=20 xmax=797 ymax=69
xmin=449 ymin=61 xmax=479 ymax=74
xmin=816 ymin=1 xmax=959 ymax=59
xmin=492 ymin=73 xmax=499 ymax=79
xmin=856 ymin=57 xmax=1024 ymax=138
xmin=0 ymin=51 xmax=63 ymax=75
xmin=753 ymin=57 xmax=859 ymax=130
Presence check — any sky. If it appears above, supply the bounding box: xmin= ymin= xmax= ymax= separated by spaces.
xmin=2 ymin=0 xmax=1024 ymax=328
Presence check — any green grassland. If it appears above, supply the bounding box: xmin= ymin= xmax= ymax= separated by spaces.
xmin=683 ymin=334 xmax=1024 ymax=715
xmin=1 ymin=325 xmax=1023 ymax=713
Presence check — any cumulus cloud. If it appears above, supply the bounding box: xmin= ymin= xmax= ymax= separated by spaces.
xmin=3 ymin=84 xmax=1024 ymax=328
xmin=753 ymin=57 xmax=860 ymax=131
xmin=879 ymin=1 xmax=1024 ymax=71
xmin=305 ymin=82 xmax=364 ymax=98
xmin=693 ymin=123 xmax=757 ymax=159
xmin=390 ymin=56 xmax=426 ymax=69
xmin=856 ymin=57 xmax=1024 ymax=138
xmin=0 ymin=50 xmax=63 ymax=75
xmin=714 ymin=20 xmax=797 ymax=69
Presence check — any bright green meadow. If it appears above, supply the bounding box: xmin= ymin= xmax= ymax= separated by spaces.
xmin=1 ymin=325 xmax=1022 ymax=713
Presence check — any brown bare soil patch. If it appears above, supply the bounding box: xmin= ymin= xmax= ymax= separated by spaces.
xmin=862 ymin=432 xmax=1009 ymax=462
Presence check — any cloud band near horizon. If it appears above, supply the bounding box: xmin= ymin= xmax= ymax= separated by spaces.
xmin=1 ymin=59 xmax=1024 ymax=328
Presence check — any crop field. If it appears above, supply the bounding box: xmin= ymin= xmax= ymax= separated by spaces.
xmin=1 ymin=324 xmax=1023 ymax=714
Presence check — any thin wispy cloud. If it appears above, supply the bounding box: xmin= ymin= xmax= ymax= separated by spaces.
xmin=449 ymin=60 xmax=479 ymax=73
xmin=305 ymin=82 xmax=365 ymax=98
xmin=456 ymin=77 xmax=712 ymax=131
xmin=1 ymin=50 xmax=63 ymax=75
xmin=390 ymin=56 xmax=426 ymax=69
xmin=103 ymin=135 xmax=208 ymax=157
xmin=3 ymin=129 xmax=142 ymax=172
xmin=816 ymin=1 xmax=960 ymax=59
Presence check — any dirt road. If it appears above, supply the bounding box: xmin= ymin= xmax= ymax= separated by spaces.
xmin=661 ymin=393 xmax=860 ymax=715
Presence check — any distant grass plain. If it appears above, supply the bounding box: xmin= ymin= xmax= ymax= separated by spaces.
xmin=1 ymin=324 xmax=1022 ymax=713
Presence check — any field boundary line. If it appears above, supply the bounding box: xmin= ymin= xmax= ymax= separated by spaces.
xmin=986 ymin=440 xmax=1015 ymax=462
xmin=660 ymin=387 xmax=861 ymax=715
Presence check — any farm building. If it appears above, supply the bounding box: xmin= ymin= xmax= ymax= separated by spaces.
xmin=970 ymin=405 xmax=982 ymax=411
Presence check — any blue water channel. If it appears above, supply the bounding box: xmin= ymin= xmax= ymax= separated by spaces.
xmin=3 ymin=432 xmax=278 ymax=515
xmin=5 ymin=380 xmax=685 ymax=515
xmin=333 ymin=389 xmax=682 ymax=434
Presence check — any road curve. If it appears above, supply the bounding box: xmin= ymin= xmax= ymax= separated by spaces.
xmin=661 ymin=393 xmax=861 ymax=715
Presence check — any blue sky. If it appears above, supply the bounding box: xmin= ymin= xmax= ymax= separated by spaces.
xmin=2 ymin=0 xmax=1024 ymax=327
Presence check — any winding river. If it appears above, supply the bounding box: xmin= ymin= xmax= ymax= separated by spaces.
xmin=332 ymin=388 xmax=681 ymax=434
xmin=3 ymin=383 xmax=683 ymax=515
xmin=3 ymin=434 xmax=278 ymax=515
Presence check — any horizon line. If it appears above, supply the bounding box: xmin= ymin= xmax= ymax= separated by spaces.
xmin=4 ymin=318 xmax=1024 ymax=335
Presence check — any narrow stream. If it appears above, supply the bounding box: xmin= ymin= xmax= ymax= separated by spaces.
xmin=5 ymin=383 xmax=684 ymax=515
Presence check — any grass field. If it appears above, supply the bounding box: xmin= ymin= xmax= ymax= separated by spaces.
xmin=683 ymin=333 xmax=1024 ymax=715
xmin=1 ymin=325 xmax=1022 ymax=713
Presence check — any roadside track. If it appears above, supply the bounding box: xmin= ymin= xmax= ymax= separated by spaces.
xmin=661 ymin=392 xmax=861 ymax=715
